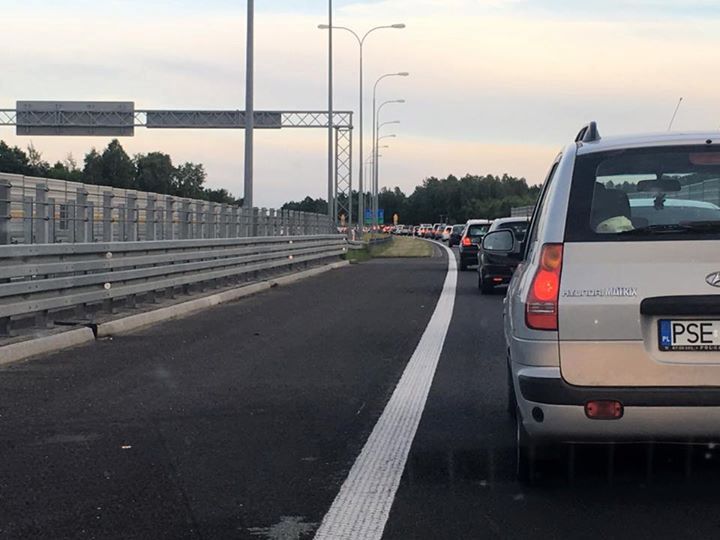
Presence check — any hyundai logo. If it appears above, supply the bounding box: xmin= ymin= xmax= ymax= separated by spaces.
xmin=706 ymin=272 xmax=720 ymax=288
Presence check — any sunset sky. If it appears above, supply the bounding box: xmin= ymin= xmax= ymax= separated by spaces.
xmin=3 ymin=0 xmax=720 ymax=206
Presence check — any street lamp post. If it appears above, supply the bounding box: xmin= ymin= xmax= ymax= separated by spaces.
xmin=371 ymin=72 xmax=408 ymax=217
xmin=327 ymin=0 xmax=334 ymax=222
xmin=244 ymin=0 xmax=254 ymax=209
xmin=374 ymin=133 xmax=396 ymax=226
xmin=373 ymin=99 xmax=404 ymax=227
xmin=318 ymin=23 xmax=405 ymax=231
xmin=371 ymin=71 xmax=410 ymax=211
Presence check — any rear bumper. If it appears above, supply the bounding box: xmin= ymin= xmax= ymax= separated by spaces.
xmin=459 ymin=249 xmax=478 ymax=264
xmin=480 ymin=264 xmax=514 ymax=282
xmin=516 ymin=367 xmax=720 ymax=442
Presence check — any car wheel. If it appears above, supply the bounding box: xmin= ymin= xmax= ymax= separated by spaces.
xmin=459 ymin=260 xmax=467 ymax=271
xmin=480 ymin=273 xmax=494 ymax=294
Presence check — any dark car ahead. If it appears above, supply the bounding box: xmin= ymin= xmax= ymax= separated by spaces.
xmin=458 ymin=219 xmax=492 ymax=270
xmin=448 ymin=224 xmax=465 ymax=247
xmin=477 ymin=217 xmax=529 ymax=293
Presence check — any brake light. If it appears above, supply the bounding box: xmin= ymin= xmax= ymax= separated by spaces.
xmin=462 ymin=236 xmax=472 ymax=247
xmin=526 ymin=243 xmax=563 ymax=331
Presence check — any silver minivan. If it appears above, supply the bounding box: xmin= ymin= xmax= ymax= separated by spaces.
xmin=483 ymin=123 xmax=720 ymax=479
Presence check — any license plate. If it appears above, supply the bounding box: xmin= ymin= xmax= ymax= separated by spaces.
xmin=659 ymin=320 xmax=720 ymax=351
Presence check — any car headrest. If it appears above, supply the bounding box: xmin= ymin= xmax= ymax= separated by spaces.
xmin=591 ymin=187 xmax=631 ymax=228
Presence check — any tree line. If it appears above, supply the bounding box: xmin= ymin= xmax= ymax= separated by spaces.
xmin=0 ymin=139 xmax=240 ymax=204
xmin=282 ymin=173 xmax=540 ymax=224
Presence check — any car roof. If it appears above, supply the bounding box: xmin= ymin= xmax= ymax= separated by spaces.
xmin=576 ymin=131 xmax=720 ymax=155
xmin=490 ymin=216 xmax=530 ymax=226
xmin=466 ymin=219 xmax=492 ymax=225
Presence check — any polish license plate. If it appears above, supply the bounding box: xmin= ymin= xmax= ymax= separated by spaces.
xmin=659 ymin=320 xmax=720 ymax=351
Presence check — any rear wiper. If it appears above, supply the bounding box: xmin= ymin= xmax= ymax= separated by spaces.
xmin=617 ymin=221 xmax=720 ymax=236
xmin=617 ymin=224 xmax=693 ymax=235
xmin=680 ymin=220 xmax=720 ymax=232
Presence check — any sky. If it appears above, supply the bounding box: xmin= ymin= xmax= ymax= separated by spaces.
xmin=3 ymin=0 xmax=720 ymax=207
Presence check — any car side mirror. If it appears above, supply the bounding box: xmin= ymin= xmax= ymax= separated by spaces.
xmin=482 ymin=230 xmax=514 ymax=253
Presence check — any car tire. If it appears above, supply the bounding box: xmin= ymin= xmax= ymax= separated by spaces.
xmin=479 ymin=272 xmax=494 ymax=294
xmin=459 ymin=260 xmax=467 ymax=271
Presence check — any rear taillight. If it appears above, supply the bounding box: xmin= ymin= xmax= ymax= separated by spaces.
xmin=462 ymin=236 xmax=472 ymax=247
xmin=526 ymin=243 xmax=563 ymax=331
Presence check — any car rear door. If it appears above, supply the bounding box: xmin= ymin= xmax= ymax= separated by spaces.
xmin=558 ymin=144 xmax=720 ymax=387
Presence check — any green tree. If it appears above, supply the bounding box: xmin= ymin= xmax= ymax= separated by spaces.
xmin=83 ymin=148 xmax=104 ymax=184
xmin=282 ymin=196 xmax=328 ymax=214
xmin=101 ymin=140 xmax=136 ymax=188
xmin=204 ymin=188 xmax=236 ymax=204
xmin=26 ymin=142 xmax=50 ymax=177
xmin=0 ymin=141 xmax=31 ymax=174
xmin=135 ymin=152 xmax=175 ymax=194
xmin=174 ymin=162 xmax=207 ymax=199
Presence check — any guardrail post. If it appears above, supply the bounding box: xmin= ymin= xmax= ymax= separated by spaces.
xmin=75 ymin=188 xmax=89 ymax=243
xmin=251 ymin=207 xmax=259 ymax=237
xmin=146 ymin=196 xmax=156 ymax=241
xmin=23 ymin=195 xmax=33 ymax=244
xmin=195 ymin=202 xmax=204 ymax=239
xmin=220 ymin=204 xmax=229 ymax=238
xmin=238 ymin=207 xmax=247 ymax=237
xmin=102 ymin=191 xmax=113 ymax=242
xmin=34 ymin=184 xmax=49 ymax=244
xmin=127 ymin=193 xmax=138 ymax=242
xmin=268 ymin=209 xmax=276 ymax=236
xmin=165 ymin=197 xmax=174 ymax=240
xmin=0 ymin=180 xmax=10 ymax=245
xmin=230 ymin=205 xmax=239 ymax=238
xmin=205 ymin=204 xmax=214 ymax=239
xmin=259 ymin=208 xmax=267 ymax=237
xmin=87 ymin=201 xmax=95 ymax=242
xmin=48 ymin=197 xmax=56 ymax=242
xmin=180 ymin=201 xmax=191 ymax=239
xmin=119 ymin=204 xmax=127 ymax=241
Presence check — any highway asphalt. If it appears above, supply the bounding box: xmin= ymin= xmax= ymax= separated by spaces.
xmin=3 ymin=245 xmax=720 ymax=539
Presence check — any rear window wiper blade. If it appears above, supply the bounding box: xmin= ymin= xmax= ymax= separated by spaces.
xmin=617 ymin=224 xmax=693 ymax=235
xmin=679 ymin=220 xmax=720 ymax=232
xmin=617 ymin=221 xmax=720 ymax=235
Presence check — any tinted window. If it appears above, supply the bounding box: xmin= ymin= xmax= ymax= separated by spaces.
xmin=466 ymin=224 xmax=491 ymax=239
xmin=566 ymin=145 xmax=720 ymax=241
xmin=497 ymin=221 xmax=529 ymax=241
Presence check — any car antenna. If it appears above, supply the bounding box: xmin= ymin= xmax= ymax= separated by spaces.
xmin=668 ymin=97 xmax=683 ymax=131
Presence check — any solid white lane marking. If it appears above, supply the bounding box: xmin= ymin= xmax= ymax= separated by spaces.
xmin=314 ymin=242 xmax=457 ymax=540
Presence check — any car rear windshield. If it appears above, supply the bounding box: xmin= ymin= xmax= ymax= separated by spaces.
xmin=565 ymin=145 xmax=720 ymax=242
xmin=466 ymin=224 xmax=490 ymax=238
xmin=496 ymin=221 xmax=529 ymax=241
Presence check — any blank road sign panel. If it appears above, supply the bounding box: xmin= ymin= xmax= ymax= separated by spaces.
xmin=145 ymin=110 xmax=281 ymax=129
xmin=16 ymin=101 xmax=134 ymax=136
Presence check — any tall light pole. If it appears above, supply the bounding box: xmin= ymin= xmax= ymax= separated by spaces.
xmin=243 ymin=0 xmax=254 ymax=209
xmin=364 ymin=146 xmax=388 ymax=217
xmin=374 ymin=99 xmax=404 ymax=227
xmin=374 ymin=133 xmax=396 ymax=227
xmin=318 ymin=23 xmax=405 ymax=231
xmin=371 ymin=72 xmax=408 ymax=215
xmin=327 ymin=1 xmax=334 ymax=222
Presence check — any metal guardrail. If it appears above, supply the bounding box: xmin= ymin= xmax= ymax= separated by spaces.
xmin=0 ymin=235 xmax=346 ymax=335
xmin=510 ymin=205 xmax=534 ymax=218
xmin=0 ymin=172 xmax=334 ymax=245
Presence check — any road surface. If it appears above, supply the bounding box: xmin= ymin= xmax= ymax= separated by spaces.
xmin=2 ymin=244 xmax=720 ymax=539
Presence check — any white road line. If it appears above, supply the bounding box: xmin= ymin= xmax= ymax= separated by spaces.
xmin=314 ymin=241 xmax=457 ymax=540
